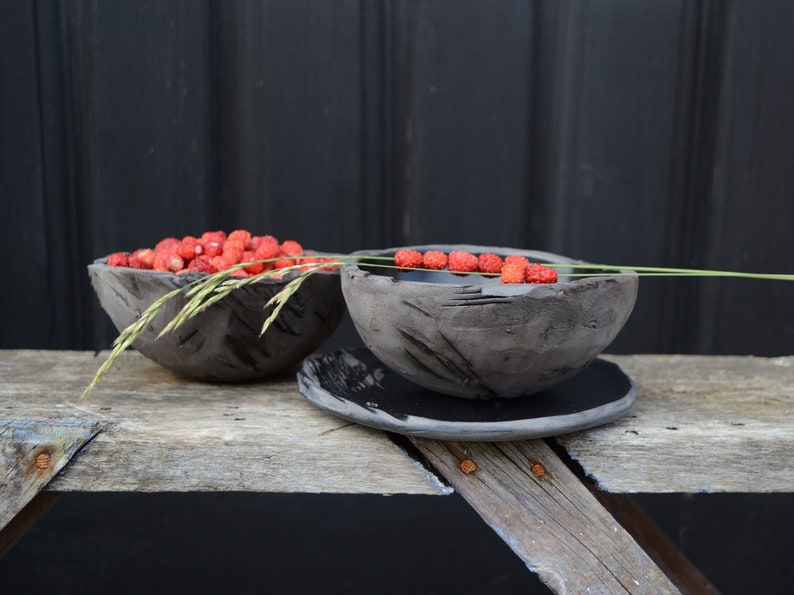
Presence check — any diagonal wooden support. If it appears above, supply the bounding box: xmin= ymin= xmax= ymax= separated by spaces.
xmin=0 ymin=419 xmax=102 ymax=533
xmin=410 ymin=437 xmax=681 ymax=594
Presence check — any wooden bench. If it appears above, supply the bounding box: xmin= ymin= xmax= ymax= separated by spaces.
xmin=2 ymin=349 xmax=792 ymax=593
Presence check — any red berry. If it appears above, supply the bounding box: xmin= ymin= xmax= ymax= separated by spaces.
xmin=280 ymin=240 xmax=304 ymax=258
xmin=504 ymin=254 xmax=530 ymax=269
xmin=448 ymin=251 xmax=478 ymax=275
xmin=202 ymin=241 xmax=223 ymax=258
xmin=211 ymin=255 xmax=234 ymax=271
xmin=201 ymin=230 xmax=226 ymax=245
xmin=422 ymin=251 xmax=448 ymax=270
xmin=106 ymin=252 xmax=129 ymax=267
xmin=222 ymin=240 xmax=245 ymax=264
xmin=318 ymin=257 xmax=339 ymax=272
xmin=155 ymin=237 xmax=180 ymax=253
xmin=129 ymin=248 xmax=154 ymax=269
xmin=254 ymin=241 xmax=280 ymax=262
xmin=241 ymin=250 xmax=264 ymax=275
xmin=188 ymin=255 xmax=218 ymax=274
xmin=248 ymin=236 xmax=281 ymax=252
xmin=274 ymin=258 xmax=296 ymax=270
xmin=501 ymin=262 xmax=527 ymax=284
xmin=227 ymin=229 xmax=252 ymax=247
xmin=477 ymin=253 xmax=503 ymax=275
xmin=394 ymin=249 xmax=423 ymax=270
xmin=153 ymin=250 xmax=184 ymax=272
xmin=526 ymin=263 xmax=558 ymax=284
xmin=177 ymin=236 xmax=203 ymax=262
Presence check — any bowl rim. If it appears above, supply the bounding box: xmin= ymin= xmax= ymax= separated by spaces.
xmin=341 ymin=244 xmax=637 ymax=294
xmin=90 ymin=251 xmax=340 ymax=286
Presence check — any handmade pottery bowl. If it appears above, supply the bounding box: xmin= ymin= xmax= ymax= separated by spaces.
xmin=88 ymin=257 xmax=345 ymax=382
xmin=341 ymin=245 xmax=638 ymax=399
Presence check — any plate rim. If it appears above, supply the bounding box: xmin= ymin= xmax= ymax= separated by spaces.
xmin=297 ymin=347 xmax=637 ymax=441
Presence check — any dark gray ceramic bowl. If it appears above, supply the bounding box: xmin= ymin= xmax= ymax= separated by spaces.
xmin=341 ymin=245 xmax=638 ymax=399
xmin=89 ymin=258 xmax=345 ymax=382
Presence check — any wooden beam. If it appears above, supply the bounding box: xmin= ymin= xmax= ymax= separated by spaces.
xmin=0 ymin=350 xmax=448 ymax=495
xmin=0 ymin=419 xmax=101 ymax=531
xmin=557 ymin=355 xmax=794 ymax=493
xmin=592 ymin=490 xmax=719 ymax=595
xmin=410 ymin=438 xmax=679 ymax=594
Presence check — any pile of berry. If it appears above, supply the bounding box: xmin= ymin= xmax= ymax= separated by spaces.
xmin=105 ymin=230 xmax=334 ymax=277
xmin=393 ymin=249 xmax=558 ymax=284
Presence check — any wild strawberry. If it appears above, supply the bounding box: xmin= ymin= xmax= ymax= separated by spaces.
xmin=241 ymin=251 xmax=264 ymax=275
xmin=202 ymin=241 xmax=223 ymax=258
xmin=250 ymin=235 xmax=277 ymax=251
xmin=177 ymin=236 xmax=203 ymax=262
xmin=394 ymin=249 xmax=423 ymax=270
xmin=248 ymin=236 xmax=262 ymax=251
xmin=153 ymin=250 xmax=184 ymax=273
xmin=227 ymin=229 xmax=252 ymax=247
xmin=504 ymin=254 xmax=530 ymax=270
xmin=448 ymin=251 xmax=478 ymax=275
xmin=477 ymin=253 xmax=503 ymax=275
xmin=501 ymin=262 xmax=527 ymax=284
xmin=274 ymin=258 xmax=296 ymax=270
xmin=280 ymin=240 xmax=304 ymax=258
xmin=318 ymin=257 xmax=339 ymax=272
xmin=422 ymin=250 xmax=448 ymax=270
xmin=155 ymin=237 xmax=180 ymax=253
xmin=254 ymin=241 xmax=280 ymax=262
xmin=222 ymin=240 xmax=245 ymax=264
xmin=130 ymin=248 xmax=155 ymax=269
xmin=188 ymin=255 xmax=218 ymax=274
xmin=211 ymin=255 xmax=234 ymax=271
xmin=106 ymin=252 xmax=129 ymax=267
xmin=201 ymin=230 xmax=226 ymax=245
xmin=526 ymin=263 xmax=558 ymax=284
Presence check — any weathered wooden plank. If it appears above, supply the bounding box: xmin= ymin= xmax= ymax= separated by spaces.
xmin=0 ymin=350 xmax=448 ymax=495
xmin=558 ymin=354 xmax=794 ymax=493
xmin=410 ymin=438 xmax=679 ymax=594
xmin=591 ymin=490 xmax=719 ymax=595
xmin=0 ymin=419 xmax=102 ymax=531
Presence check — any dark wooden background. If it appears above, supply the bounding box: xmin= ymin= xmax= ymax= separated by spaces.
xmin=1 ymin=1 xmax=792 ymax=593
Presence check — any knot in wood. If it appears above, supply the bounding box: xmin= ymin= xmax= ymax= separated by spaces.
xmin=35 ymin=451 xmax=52 ymax=470
xmin=459 ymin=458 xmax=478 ymax=475
xmin=530 ymin=462 xmax=547 ymax=478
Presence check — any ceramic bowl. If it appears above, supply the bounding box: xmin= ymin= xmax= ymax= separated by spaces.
xmin=340 ymin=245 xmax=638 ymax=399
xmin=88 ymin=257 xmax=345 ymax=382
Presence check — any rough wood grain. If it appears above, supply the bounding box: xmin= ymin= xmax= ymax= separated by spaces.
xmin=0 ymin=419 xmax=101 ymax=530
xmin=558 ymin=354 xmax=794 ymax=493
xmin=0 ymin=350 xmax=448 ymax=495
xmin=410 ymin=438 xmax=679 ymax=594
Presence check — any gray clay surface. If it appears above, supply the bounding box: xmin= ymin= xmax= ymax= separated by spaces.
xmin=89 ymin=260 xmax=344 ymax=382
xmin=341 ymin=245 xmax=639 ymax=399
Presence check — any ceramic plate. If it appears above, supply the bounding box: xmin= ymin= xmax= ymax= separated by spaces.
xmin=297 ymin=347 xmax=637 ymax=441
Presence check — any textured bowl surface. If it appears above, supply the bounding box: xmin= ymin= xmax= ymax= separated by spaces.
xmin=89 ymin=258 xmax=345 ymax=382
xmin=341 ymin=245 xmax=638 ymax=399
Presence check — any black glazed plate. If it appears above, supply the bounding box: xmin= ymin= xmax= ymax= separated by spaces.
xmin=297 ymin=347 xmax=637 ymax=441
